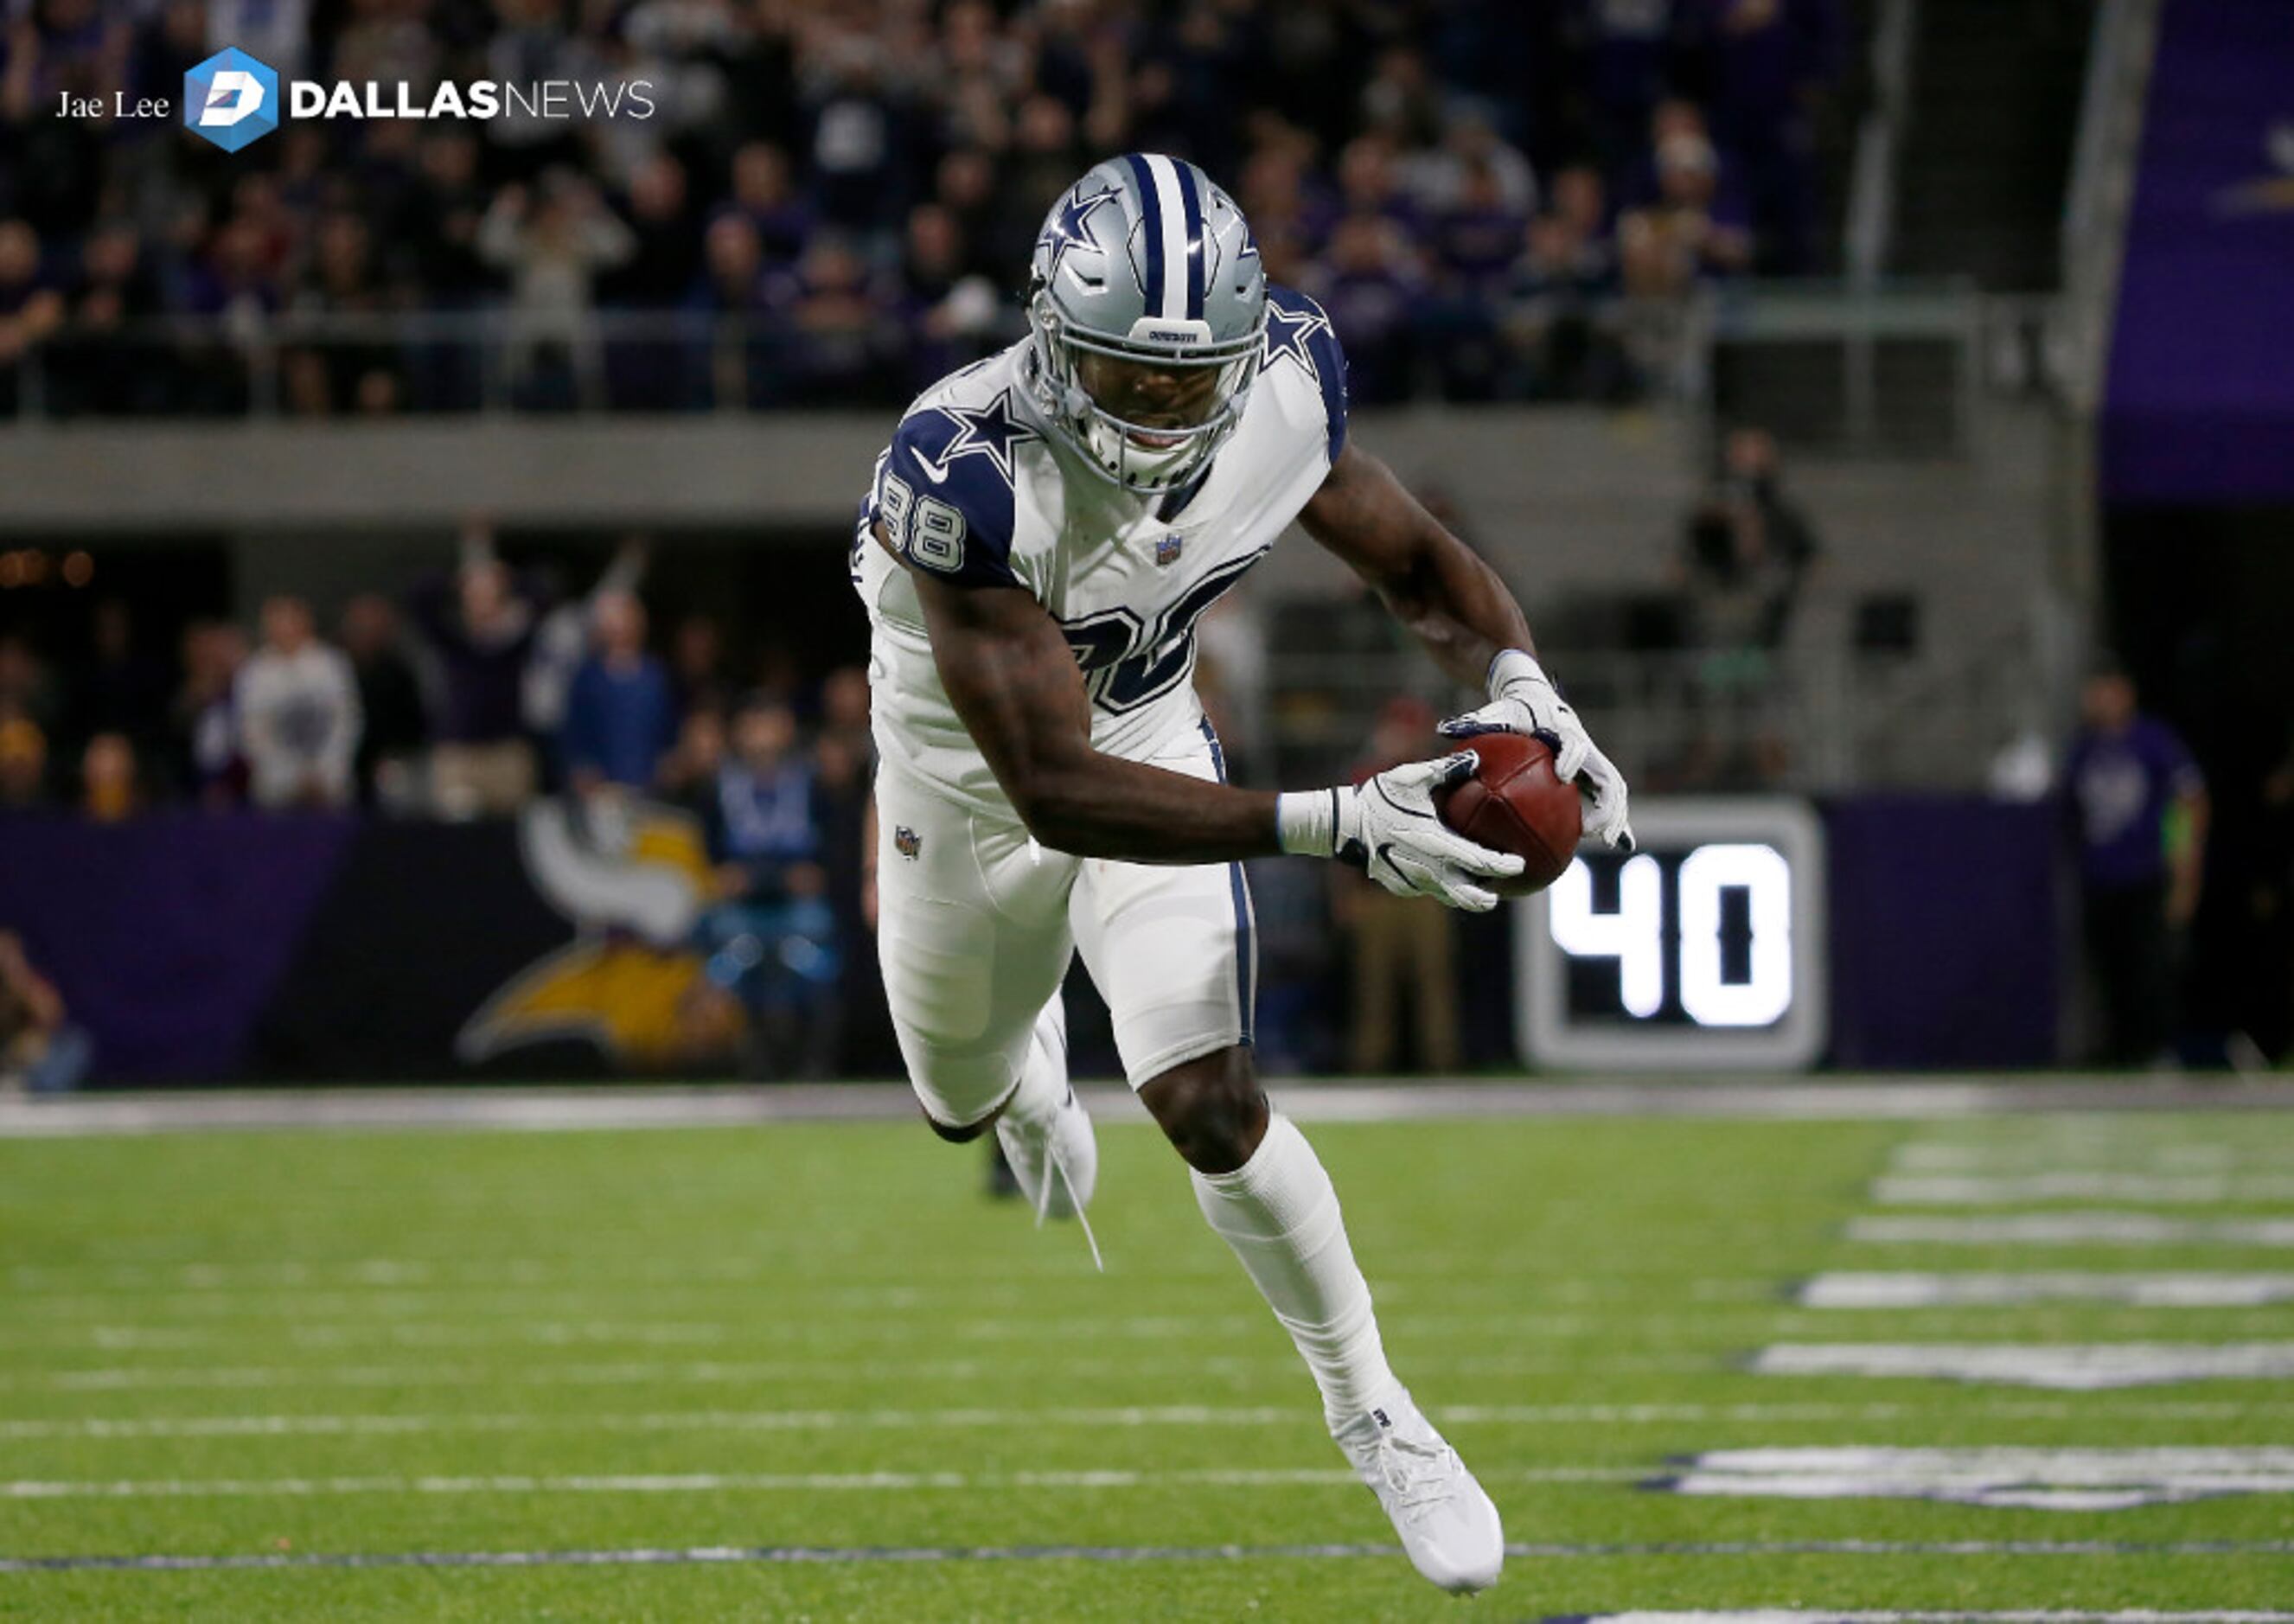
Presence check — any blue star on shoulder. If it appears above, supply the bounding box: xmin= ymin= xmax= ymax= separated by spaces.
xmin=926 ymin=390 xmax=1037 ymax=487
xmin=1039 ymin=181 xmax=1122 ymax=272
xmin=1262 ymin=297 xmax=1332 ymax=375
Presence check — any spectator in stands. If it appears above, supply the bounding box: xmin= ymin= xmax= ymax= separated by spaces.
xmin=1570 ymin=0 xmax=1683 ymax=166
xmin=0 ymin=707 xmax=45 ymax=809
xmin=477 ymin=172 xmax=636 ymax=409
xmin=168 ymin=619 xmax=246 ymax=807
xmin=800 ymin=44 xmax=908 ymax=235
xmin=561 ymin=589 xmax=679 ymax=796
xmin=408 ymin=529 xmax=542 ymax=817
xmin=668 ymin=612 xmax=732 ymax=720
xmin=0 ymin=220 xmax=64 ymax=414
xmin=1425 ymin=156 xmax=1530 ymax=399
xmin=900 ymin=202 xmax=1000 ymax=390
xmin=48 ymin=220 xmax=164 ymax=416
xmin=0 ymin=634 xmax=60 ymax=739
xmin=237 ymin=594 xmax=362 ymax=810
xmin=1720 ymin=425 xmax=1822 ymax=604
xmin=1678 ymin=0 xmax=1846 ymax=273
xmin=600 ymin=152 xmax=703 ymax=408
xmin=762 ymin=234 xmax=901 ymax=406
xmin=1505 ymin=163 xmax=1628 ymax=400
xmin=401 ymin=131 xmax=494 ymax=309
xmin=2067 ymin=664 xmax=2208 ymax=1066
xmin=79 ymin=731 xmax=137 ymax=822
xmin=1337 ymin=697 xmax=1461 ymax=1075
xmin=286 ymin=212 xmax=399 ymax=416
xmin=0 ymin=931 xmax=92 ymax=1096
xmin=1307 ymin=212 xmax=1425 ymax=405
xmin=524 ymin=537 xmax=649 ymax=748
xmin=660 ymin=702 xmax=727 ymax=807
xmin=696 ymin=694 xmax=840 ymax=1077
xmin=723 ymin=143 xmax=815 ymax=270
xmin=339 ymin=593 xmax=427 ymax=810
xmin=1618 ymin=117 xmax=1754 ymax=299
xmin=71 ymin=599 xmax=168 ymax=762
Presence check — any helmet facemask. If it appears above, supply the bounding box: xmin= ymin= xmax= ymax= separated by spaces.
xmin=1027 ymin=283 xmax=1265 ymax=496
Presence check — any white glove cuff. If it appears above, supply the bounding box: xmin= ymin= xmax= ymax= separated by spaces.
xmin=1486 ymin=648 xmax=1551 ymax=703
xmin=1275 ymin=789 xmax=1344 ymax=858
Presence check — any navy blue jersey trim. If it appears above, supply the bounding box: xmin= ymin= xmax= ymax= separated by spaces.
xmin=879 ymin=400 xmax=1031 ymax=591
xmin=1263 ymin=286 xmax=1350 ymax=464
xmin=1124 ymin=154 xmax=1164 ymax=318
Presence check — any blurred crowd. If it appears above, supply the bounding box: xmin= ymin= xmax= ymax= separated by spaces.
xmin=0 ymin=527 xmax=882 ymax=1079
xmin=0 ymin=0 xmax=1850 ymax=414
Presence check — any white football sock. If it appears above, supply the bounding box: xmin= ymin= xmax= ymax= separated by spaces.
xmin=1192 ymin=1112 xmax=1398 ymax=1430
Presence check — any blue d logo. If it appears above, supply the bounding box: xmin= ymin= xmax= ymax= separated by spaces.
xmin=183 ymin=48 xmax=279 ymax=152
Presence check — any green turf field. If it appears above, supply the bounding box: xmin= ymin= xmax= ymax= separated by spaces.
xmin=5 ymin=1103 xmax=2294 ymax=1621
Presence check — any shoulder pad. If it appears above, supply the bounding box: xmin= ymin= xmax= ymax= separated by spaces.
xmin=1262 ymin=285 xmax=1349 ymax=463
xmin=872 ymin=388 xmax=1040 ymax=590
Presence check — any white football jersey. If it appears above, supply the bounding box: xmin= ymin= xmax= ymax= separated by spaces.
xmin=853 ymin=286 xmax=1350 ymax=815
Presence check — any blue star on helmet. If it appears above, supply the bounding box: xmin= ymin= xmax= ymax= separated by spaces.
xmin=1262 ymin=296 xmax=1332 ymax=375
xmin=1039 ymin=181 xmax=1121 ymax=271
xmin=924 ymin=390 xmax=1037 ymax=487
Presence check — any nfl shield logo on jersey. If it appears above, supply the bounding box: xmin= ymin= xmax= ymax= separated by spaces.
xmin=895 ymin=826 xmax=923 ymax=860
xmin=1154 ymin=534 xmax=1185 ymax=567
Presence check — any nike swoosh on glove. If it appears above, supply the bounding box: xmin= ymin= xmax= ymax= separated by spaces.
xmin=1280 ymin=752 xmax=1526 ymax=913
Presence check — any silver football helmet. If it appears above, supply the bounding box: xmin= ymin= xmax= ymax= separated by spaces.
xmin=1024 ymin=153 xmax=1267 ymax=495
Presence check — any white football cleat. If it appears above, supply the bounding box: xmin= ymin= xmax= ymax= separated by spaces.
xmin=994 ymin=1074 xmax=1101 ymax=1269
xmin=1333 ymin=1388 xmax=1504 ymax=1595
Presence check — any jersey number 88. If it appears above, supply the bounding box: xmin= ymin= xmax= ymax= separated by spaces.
xmin=878 ymin=472 xmax=968 ymax=574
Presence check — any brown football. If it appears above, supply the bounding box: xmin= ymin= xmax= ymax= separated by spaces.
xmin=1432 ymin=731 xmax=1582 ymax=898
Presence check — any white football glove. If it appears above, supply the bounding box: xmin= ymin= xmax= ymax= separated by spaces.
xmin=1439 ymin=649 xmax=1634 ymax=851
xmin=1277 ymin=751 xmax=1525 ymax=913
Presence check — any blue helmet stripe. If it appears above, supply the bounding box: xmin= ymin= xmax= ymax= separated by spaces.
xmin=1177 ymin=163 xmax=1207 ymax=320
xmin=1122 ymin=153 xmax=1165 ymax=318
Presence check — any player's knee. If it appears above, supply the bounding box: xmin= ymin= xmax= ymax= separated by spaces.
xmin=1139 ymin=1047 xmax=1268 ymax=1175
xmin=921 ymin=1107 xmax=994 ymax=1145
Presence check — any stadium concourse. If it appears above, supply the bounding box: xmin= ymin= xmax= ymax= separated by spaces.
xmin=6 ymin=1078 xmax=2294 ymax=1620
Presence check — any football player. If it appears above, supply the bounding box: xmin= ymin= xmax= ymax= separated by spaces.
xmin=853 ymin=153 xmax=1632 ymax=1594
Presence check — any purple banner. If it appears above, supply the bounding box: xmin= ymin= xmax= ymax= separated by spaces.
xmin=2104 ymin=0 xmax=2294 ymax=503
xmin=0 ymin=811 xmax=355 ymax=1081
xmin=1824 ymin=797 xmax=2061 ymax=1069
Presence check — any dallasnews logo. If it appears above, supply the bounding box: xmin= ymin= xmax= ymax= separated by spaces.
xmin=170 ymin=48 xmax=654 ymax=153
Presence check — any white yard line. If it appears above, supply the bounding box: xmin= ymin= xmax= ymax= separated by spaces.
xmin=0 ymin=1348 xmax=1711 ymax=1393
xmin=5 ymin=1539 xmax=2294 ymax=1575
xmin=5 ymin=1397 xmax=2291 ymax=1442
xmin=1798 ymin=1273 xmax=2294 ymax=1308
xmin=1848 ymin=1214 xmax=2294 ymax=1246
xmin=1751 ymin=1342 xmax=2294 ymax=1390
xmin=1873 ymin=1174 xmax=2294 ymax=1205
xmin=0 ymin=1463 xmax=1639 ymax=1499
xmin=1892 ymin=1142 xmax=2294 ymax=1173
xmin=1657 ymin=1448 xmax=2294 ymax=1510
xmin=8 ymin=1079 xmax=2293 ymax=1140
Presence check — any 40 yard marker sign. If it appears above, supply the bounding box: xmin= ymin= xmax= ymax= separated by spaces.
xmin=1517 ymin=798 xmax=1828 ymax=1071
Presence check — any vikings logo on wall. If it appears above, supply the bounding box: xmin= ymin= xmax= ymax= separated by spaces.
xmin=457 ymin=796 xmax=738 ymax=1068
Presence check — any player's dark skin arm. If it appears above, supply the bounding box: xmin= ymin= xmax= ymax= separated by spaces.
xmin=893 ymin=442 xmax=1532 ymax=862
xmin=1299 ymin=441 xmax=1533 ymax=689
xmin=893 ymin=526 xmax=1281 ymax=862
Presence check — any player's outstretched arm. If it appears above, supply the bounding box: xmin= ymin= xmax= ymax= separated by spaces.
xmin=911 ymin=558 xmax=1281 ymax=864
xmin=1300 ymin=444 xmax=1634 ymax=850
xmin=907 ymin=546 xmax=1522 ymax=907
